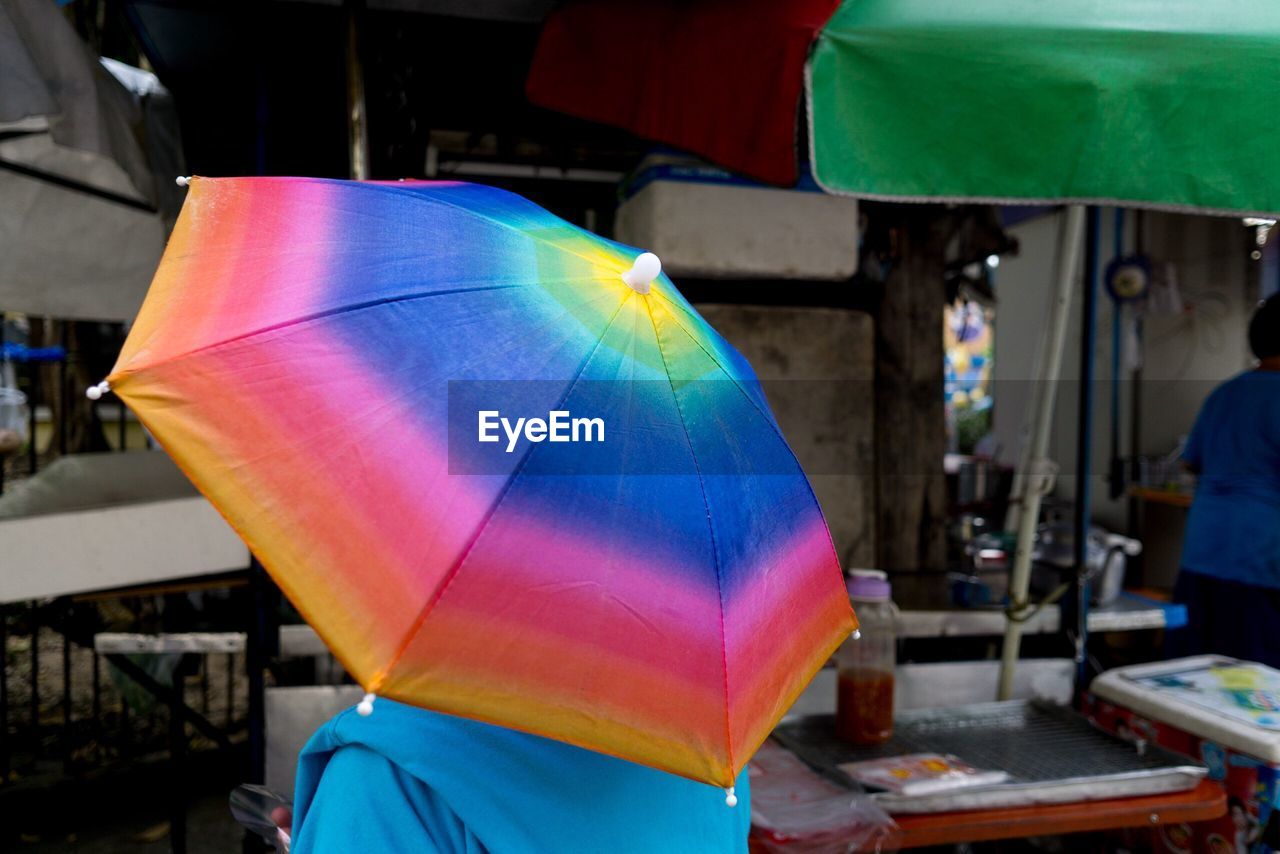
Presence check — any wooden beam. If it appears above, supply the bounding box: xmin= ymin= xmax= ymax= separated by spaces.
xmin=873 ymin=208 xmax=952 ymax=572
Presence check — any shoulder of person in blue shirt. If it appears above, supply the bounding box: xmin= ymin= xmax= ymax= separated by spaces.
xmin=1183 ymin=370 xmax=1280 ymax=478
xmin=290 ymin=699 xmax=751 ymax=854
xmin=1180 ymin=367 xmax=1280 ymax=588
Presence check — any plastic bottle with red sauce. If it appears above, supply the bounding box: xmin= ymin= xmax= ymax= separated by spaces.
xmin=836 ymin=570 xmax=898 ymax=746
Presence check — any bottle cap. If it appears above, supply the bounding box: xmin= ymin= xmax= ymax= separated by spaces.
xmin=847 ymin=569 xmax=891 ymax=602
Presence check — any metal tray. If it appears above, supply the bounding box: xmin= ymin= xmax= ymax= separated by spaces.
xmin=772 ymin=700 xmax=1206 ymax=814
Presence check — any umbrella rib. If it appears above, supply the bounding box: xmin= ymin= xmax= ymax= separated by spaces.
xmin=642 ymin=298 xmax=736 ymax=781
xmin=368 ymin=291 xmax=636 ymax=694
xmin=327 ymin=178 xmax=611 ymax=271
xmin=113 ymin=283 xmax=524 ymax=380
xmin=655 ymin=286 xmax=803 ymax=458
xmin=650 ymin=287 xmax=844 ymax=579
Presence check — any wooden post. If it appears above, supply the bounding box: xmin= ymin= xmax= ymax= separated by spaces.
xmin=873 ymin=209 xmax=952 ymax=573
xmin=868 ymin=205 xmax=1013 ymax=574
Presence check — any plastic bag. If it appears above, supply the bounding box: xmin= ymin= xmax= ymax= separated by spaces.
xmin=749 ymin=739 xmax=898 ymax=853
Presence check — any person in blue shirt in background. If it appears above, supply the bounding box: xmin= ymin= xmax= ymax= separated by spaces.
xmin=272 ymin=698 xmax=750 ymax=853
xmin=1168 ymin=294 xmax=1280 ymax=667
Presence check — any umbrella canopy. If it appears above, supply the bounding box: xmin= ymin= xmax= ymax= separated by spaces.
xmin=104 ymin=176 xmax=856 ymax=789
xmin=808 ymin=0 xmax=1280 ymax=215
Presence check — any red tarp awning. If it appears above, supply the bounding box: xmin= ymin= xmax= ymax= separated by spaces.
xmin=526 ymin=0 xmax=840 ymax=186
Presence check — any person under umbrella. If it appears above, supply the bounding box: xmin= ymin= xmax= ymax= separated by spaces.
xmin=99 ymin=176 xmax=854 ymax=853
xmin=272 ymin=700 xmax=750 ymax=853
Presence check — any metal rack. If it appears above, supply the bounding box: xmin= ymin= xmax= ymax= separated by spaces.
xmin=774 ymin=700 xmax=1206 ymax=814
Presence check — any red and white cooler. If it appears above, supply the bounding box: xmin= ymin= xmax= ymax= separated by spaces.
xmin=1088 ymin=656 xmax=1280 ymax=853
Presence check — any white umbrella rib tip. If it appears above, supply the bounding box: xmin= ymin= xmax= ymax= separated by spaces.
xmin=85 ymin=380 xmax=111 ymax=400
xmin=176 ymin=176 xmax=191 ymax=187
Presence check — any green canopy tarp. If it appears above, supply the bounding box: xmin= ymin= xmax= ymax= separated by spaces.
xmin=808 ymin=0 xmax=1280 ymax=216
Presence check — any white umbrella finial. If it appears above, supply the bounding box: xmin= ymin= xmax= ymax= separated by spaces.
xmin=621 ymin=252 xmax=661 ymax=294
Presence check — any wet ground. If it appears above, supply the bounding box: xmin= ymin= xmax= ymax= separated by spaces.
xmin=9 ymin=790 xmax=247 ymax=853
xmin=2 ymin=748 xmax=255 ymax=853
xmin=2 ymin=626 xmax=255 ymax=853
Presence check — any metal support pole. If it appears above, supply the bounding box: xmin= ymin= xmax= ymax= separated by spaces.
xmin=58 ymin=322 xmax=68 ymax=456
xmin=169 ymin=657 xmax=192 ymax=854
xmin=201 ymin=660 xmax=210 ymax=715
xmin=1128 ymin=214 xmax=1147 ymax=543
xmin=345 ymin=0 xmax=370 ymax=181
xmin=0 ymin=316 xmax=4 ymax=495
xmin=26 ymin=358 xmax=38 ymax=476
xmin=225 ymin=653 xmax=234 ymax=729
xmin=242 ymin=561 xmax=277 ymax=854
xmin=29 ymin=609 xmax=39 ymax=737
xmin=62 ymin=619 xmax=72 ymax=771
xmin=246 ymin=560 xmax=273 ymax=785
xmin=1108 ymin=209 xmax=1127 ymax=500
xmin=0 ymin=313 xmax=4 ymax=496
xmin=119 ymin=683 xmax=130 ymax=757
xmin=92 ymin=648 xmax=101 ymax=731
xmin=116 ymin=319 xmax=127 ymax=451
xmin=998 ymin=205 xmax=1087 ymax=700
xmin=1068 ymin=208 xmax=1102 ymax=694
xmin=1 ymin=605 xmax=8 ymax=783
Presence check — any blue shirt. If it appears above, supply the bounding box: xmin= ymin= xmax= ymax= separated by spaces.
xmin=1181 ymin=370 xmax=1280 ymax=588
xmin=291 ymin=699 xmax=751 ymax=854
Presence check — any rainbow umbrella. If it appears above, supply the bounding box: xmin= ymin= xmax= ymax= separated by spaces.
xmin=96 ymin=176 xmax=856 ymax=795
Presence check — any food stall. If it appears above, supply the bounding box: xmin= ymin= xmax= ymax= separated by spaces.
xmin=525 ymin=0 xmax=1280 ymax=847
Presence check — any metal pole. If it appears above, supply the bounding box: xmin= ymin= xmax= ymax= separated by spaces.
xmin=1108 ymin=209 xmax=1126 ymax=500
xmin=58 ymin=322 xmax=68 ymax=456
xmin=1 ymin=606 xmax=8 ymax=783
xmin=26 ymin=358 xmax=38 ymax=476
xmin=92 ymin=647 xmax=101 ymax=732
xmin=1070 ymin=207 xmax=1102 ymax=695
xmin=345 ymin=0 xmax=370 ymax=181
xmin=0 ymin=318 xmax=5 ymax=497
xmin=169 ymin=658 xmax=189 ymax=854
xmin=29 ymin=609 xmax=39 ymax=738
xmin=225 ymin=653 xmax=234 ymax=729
xmin=119 ymin=678 xmax=130 ymax=757
xmin=246 ymin=560 xmax=270 ymax=785
xmin=115 ymin=320 xmax=127 ymax=451
xmin=242 ymin=562 xmax=278 ymax=854
xmin=998 ymin=205 xmax=1087 ymax=700
xmin=1128 ymin=212 xmax=1146 ymax=543
xmin=62 ymin=618 xmax=72 ymax=771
